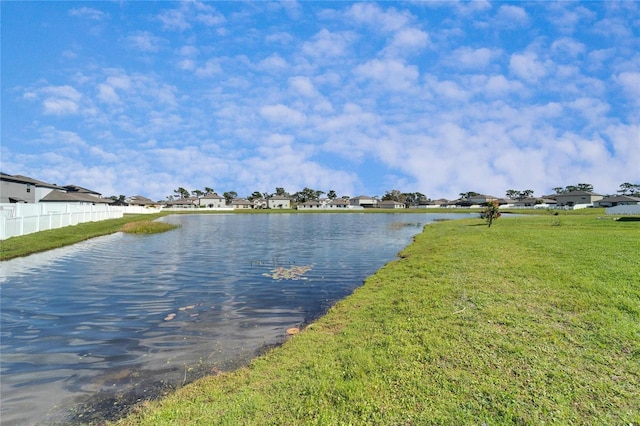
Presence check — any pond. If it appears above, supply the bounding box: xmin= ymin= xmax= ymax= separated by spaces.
xmin=0 ymin=212 xmax=476 ymax=424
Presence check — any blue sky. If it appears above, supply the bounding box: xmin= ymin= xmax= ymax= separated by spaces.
xmin=2 ymin=1 xmax=639 ymax=201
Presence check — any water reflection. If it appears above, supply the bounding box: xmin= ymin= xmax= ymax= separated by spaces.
xmin=0 ymin=213 xmax=475 ymax=424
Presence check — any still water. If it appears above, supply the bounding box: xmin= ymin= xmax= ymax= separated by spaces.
xmin=0 ymin=213 xmax=474 ymax=424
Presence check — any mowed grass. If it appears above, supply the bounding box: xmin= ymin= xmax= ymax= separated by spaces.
xmin=114 ymin=212 xmax=639 ymax=425
xmin=0 ymin=213 xmax=168 ymax=260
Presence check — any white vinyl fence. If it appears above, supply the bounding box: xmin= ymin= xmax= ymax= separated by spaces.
xmin=0 ymin=203 xmax=127 ymax=240
xmin=606 ymin=205 xmax=640 ymax=215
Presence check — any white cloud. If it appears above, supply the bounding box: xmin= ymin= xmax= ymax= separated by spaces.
xmin=345 ymin=3 xmax=411 ymax=32
xmin=39 ymin=85 xmax=82 ymax=115
xmin=382 ymin=27 xmax=429 ymax=58
xmin=302 ymin=29 xmax=354 ymax=59
xmin=157 ymin=1 xmax=225 ymax=31
xmin=354 ymin=59 xmax=419 ymax=91
xmin=509 ymin=52 xmax=551 ymax=83
xmin=97 ymin=84 xmax=119 ymax=104
xmin=260 ymin=104 xmax=306 ymax=127
xmin=68 ymin=7 xmax=108 ymax=21
xmin=495 ymin=5 xmax=528 ymax=28
xmin=288 ymin=76 xmax=319 ymax=98
xmin=127 ymin=31 xmax=164 ymax=52
xmin=615 ymin=72 xmax=640 ymax=100
xmin=446 ymin=47 xmax=500 ymax=70
xmin=195 ymin=59 xmax=222 ymax=77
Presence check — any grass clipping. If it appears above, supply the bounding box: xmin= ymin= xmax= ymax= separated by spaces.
xmin=120 ymin=220 xmax=179 ymax=234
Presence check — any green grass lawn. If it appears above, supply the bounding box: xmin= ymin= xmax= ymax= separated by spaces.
xmin=0 ymin=213 xmax=168 ymax=260
xmin=110 ymin=211 xmax=639 ymax=425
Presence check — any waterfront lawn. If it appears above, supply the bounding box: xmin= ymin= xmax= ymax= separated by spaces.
xmin=116 ymin=212 xmax=639 ymax=425
xmin=0 ymin=213 xmax=167 ymax=260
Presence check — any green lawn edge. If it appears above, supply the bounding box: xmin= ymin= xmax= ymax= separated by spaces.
xmin=110 ymin=211 xmax=639 ymax=425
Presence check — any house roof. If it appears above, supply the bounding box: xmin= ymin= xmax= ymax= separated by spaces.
xmin=268 ymin=195 xmax=291 ymax=200
xmin=330 ymin=198 xmax=348 ymax=205
xmin=230 ymin=198 xmax=252 ymax=205
xmin=201 ymin=193 xmax=224 ymax=199
xmin=40 ymin=190 xmax=111 ymax=203
xmin=1 ymin=173 xmax=61 ymax=189
xmin=127 ymin=195 xmax=156 ymax=205
xmin=598 ymin=195 xmax=640 ymax=202
xmin=63 ymin=184 xmax=101 ymax=195
xmin=554 ymin=190 xmax=602 ymax=197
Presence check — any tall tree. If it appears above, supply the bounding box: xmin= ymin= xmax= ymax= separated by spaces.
xmin=204 ymin=187 xmax=215 ymax=195
xmin=248 ymin=191 xmax=263 ymax=201
xmin=174 ymin=187 xmax=189 ymax=199
xmin=327 ymin=190 xmax=337 ymax=200
xmin=552 ymin=187 xmax=564 ymax=194
xmin=617 ymin=182 xmax=640 ymax=196
xmin=293 ymin=187 xmax=322 ymax=203
xmin=192 ymin=189 xmax=204 ymax=198
xmin=223 ymin=191 xmax=237 ymax=204
xmin=506 ymin=189 xmax=520 ymax=199
xmin=576 ymin=183 xmax=594 ymax=192
xmin=274 ymin=187 xmax=287 ymax=196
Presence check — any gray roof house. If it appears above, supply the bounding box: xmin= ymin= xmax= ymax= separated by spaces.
xmin=594 ymin=195 xmax=640 ymax=207
xmin=0 ymin=173 xmax=61 ymax=203
xmin=553 ymin=191 xmax=603 ymax=207
xmin=378 ymin=200 xmax=405 ymax=209
xmin=230 ymin=198 xmax=253 ymax=209
xmin=349 ymin=196 xmax=378 ymax=208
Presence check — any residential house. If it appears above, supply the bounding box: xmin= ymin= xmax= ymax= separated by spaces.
xmin=297 ymin=200 xmax=321 ymax=210
xmin=230 ymin=198 xmax=253 ymax=209
xmin=327 ymin=198 xmax=349 ymax=209
xmin=63 ymin=185 xmax=102 ymax=199
xmin=267 ymin=195 xmax=291 ymax=209
xmin=0 ymin=173 xmax=60 ymax=203
xmin=467 ymin=194 xmax=499 ymax=206
xmin=349 ymin=196 xmax=378 ymax=208
xmin=415 ymin=198 xmax=449 ymax=209
xmin=512 ymin=197 xmax=558 ymax=208
xmin=553 ymin=191 xmax=603 ymax=207
xmin=164 ymin=198 xmax=199 ymax=208
xmin=378 ymin=200 xmax=405 ymax=209
xmin=594 ymin=195 xmax=640 ymax=207
xmin=126 ymin=195 xmax=157 ymax=206
xmin=199 ymin=193 xmax=226 ymax=208
xmin=39 ymin=190 xmax=112 ymax=204
xmin=253 ymin=198 xmax=268 ymax=209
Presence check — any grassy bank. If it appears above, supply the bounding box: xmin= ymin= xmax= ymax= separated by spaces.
xmin=0 ymin=213 xmax=168 ymax=260
xmin=113 ymin=212 xmax=639 ymax=425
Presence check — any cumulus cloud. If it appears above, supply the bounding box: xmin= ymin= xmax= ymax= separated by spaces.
xmin=260 ymin=104 xmax=306 ymax=127
xmin=38 ymin=85 xmax=83 ymax=115
xmin=509 ymin=51 xmax=551 ymax=83
xmin=127 ymin=31 xmax=164 ymax=52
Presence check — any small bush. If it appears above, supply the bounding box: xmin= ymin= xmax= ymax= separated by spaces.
xmin=120 ymin=221 xmax=179 ymax=234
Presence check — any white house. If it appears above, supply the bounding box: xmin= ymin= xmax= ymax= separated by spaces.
xmin=267 ymin=195 xmax=291 ymax=209
xmin=199 ymin=193 xmax=226 ymax=208
xmin=378 ymin=200 xmax=405 ymax=209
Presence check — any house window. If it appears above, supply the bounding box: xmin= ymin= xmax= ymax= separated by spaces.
xmin=26 ymin=183 xmax=31 ymax=193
